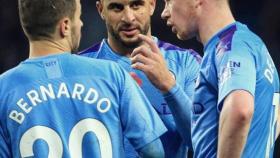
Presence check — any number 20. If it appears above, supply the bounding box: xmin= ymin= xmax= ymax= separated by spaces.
xmin=19 ymin=118 xmax=113 ymax=158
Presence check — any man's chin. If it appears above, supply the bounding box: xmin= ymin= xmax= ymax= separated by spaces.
xmin=176 ymin=34 xmax=184 ymax=41
xmin=119 ymin=33 xmax=138 ymax=41
xmin=177 ymin=33 xmax=190 ymax=41
xmin=122 ymin=41 xmax=141 ymax=48
xmin=120 ymin=37 xmax=142 ymax=48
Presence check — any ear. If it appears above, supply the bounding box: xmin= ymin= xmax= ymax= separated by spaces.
xmin=59 ymin=17 xmax=71 ymax=38
xmin=96 ymin=0 xmax=105 ymax=20
xmin=149 ymin=0 xmax=156 ymax=15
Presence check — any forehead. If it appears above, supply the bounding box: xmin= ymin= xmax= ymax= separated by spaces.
xmin=103 ymin=0 xmax=145 ymax=5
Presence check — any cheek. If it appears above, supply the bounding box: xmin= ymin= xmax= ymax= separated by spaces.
xmin=172 ymin=8 xmax=186 ymax=22
xmin=107 ymin=14 xmax=120 ymax=24
xmin=136 ymin=13 xmax=144 ymax=21
xmin=138 ymin=9 xmax=145 ymax=15
xmin=106 ymin=20 xmax=118 ymax=30
xmin=140 ymin=12 xmax=149 ymax=21
xmin=135 ymin=10 xmax=145 ymax=20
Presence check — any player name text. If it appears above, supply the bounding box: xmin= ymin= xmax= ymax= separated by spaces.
xmin=9 ymin=82 xmax=111 ymax=124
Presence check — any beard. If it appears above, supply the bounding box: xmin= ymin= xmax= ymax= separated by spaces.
xmin=106 ymin=20 xmax=150 ymax=49
xmin=70 ymin=25 xmax=81 ymax=53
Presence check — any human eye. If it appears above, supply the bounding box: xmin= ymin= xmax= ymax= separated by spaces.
xmin=108 ymin=3 xmax=124 ymax=12
xmin=130 ymin=0 xmax=144 ymax=10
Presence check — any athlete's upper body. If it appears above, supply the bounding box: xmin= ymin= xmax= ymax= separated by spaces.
xmin=80 ymin=37 xmax=201 ymax=157
xmin=161 ymin=0 xmax=280 ymax=157
xmin=0 ymin=0 xmax=166 ymax=157
xmin=192 ymin=22 xmax=280 ymax=158
xmin=79 ymin=0 xmax=201 ymax=157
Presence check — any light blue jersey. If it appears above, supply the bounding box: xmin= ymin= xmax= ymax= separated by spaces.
xmin=0 ymin=53 xmax=167 ymax=158
xmin=80 ymin=37 xmax=201 ymax=157
xmin=192 ymin=22 xmax=280 ymax=158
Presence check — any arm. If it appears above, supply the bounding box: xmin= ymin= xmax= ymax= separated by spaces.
xmin=131 ymin=34 xmax=176 ymax=93
xmin=218 ymin=90 xmax=254 ymax=158
xmin=164 ymin=52 xmax=200 ymax=146
xmin=138 ymin=138 xmax=165 ymax=158
xmin=131 ymin=34 xmax=197 ymax=145
xmin=163 ymin=83 xmax=192 ymax=145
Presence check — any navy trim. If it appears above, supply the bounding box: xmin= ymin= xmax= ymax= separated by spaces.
xmin=157 ymin=40 xmax=186 ymax=51
xmin=158 ymin=39 xmax=202 ymax=63
xmin=78 ymin=42 xmax=102 ymax=55
xmin=189 ymin=49 xmax=202 ymax=64
xmin=216 ymin=25 xmax=237 ymax=54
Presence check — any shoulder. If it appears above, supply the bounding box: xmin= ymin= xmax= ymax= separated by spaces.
xmin=0 ymin=64 xmax=24 ymax=82
xmin=157 ymin=39 xmax=201 ymax=64
xmin=217 ymin=23 xmax=263 ymax=56
xmin=73 ymin=54 xmax=126 ymax=80
xmin=0 ymin=65 xmax=23 ymax=94
xmin=78 ymin=42 xmax=103 ymax=58
xmin=72 ymin=54 xmax=121 ymax=71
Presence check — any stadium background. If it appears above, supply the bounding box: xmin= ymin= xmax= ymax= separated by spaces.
xmin=0 ymin=0 xmax=279 ymax=157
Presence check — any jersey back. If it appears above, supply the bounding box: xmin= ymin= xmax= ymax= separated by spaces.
xmin=0 ymin=53 xmax=166 ymax=158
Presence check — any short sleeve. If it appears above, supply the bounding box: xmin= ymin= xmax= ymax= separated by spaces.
xmin=216 ymin=41 xmax=256 ymax=111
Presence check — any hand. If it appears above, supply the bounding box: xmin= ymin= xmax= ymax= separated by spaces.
xmin=131 ymin=34 xmax=175 ymax=93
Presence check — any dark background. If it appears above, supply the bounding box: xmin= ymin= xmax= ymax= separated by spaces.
xmin=0 ymin=0 xmax=279 ymax=74
xmin=0 ymin=0 xmax=279 ymax=157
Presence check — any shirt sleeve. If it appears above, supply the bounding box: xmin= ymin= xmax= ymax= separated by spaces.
xmin=163 ymin=50 xmax=201 ymax=147
xmin=117 ymin=65 xmax=167 ymax=150
xmin=216 ymin=41 xmax=256 ymax=111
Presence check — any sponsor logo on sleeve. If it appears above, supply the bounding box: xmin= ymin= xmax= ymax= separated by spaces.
xmin=219 ymin=60 xmax=240 ymax=85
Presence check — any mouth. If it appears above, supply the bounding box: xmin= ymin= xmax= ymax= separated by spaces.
xmin=171 ymin=26 xmax=177 ymax=34
xmin=166 ymin=21 xmax=172 ymax=27
xmin=166 ymin=21 xmax=177 ymax=33
xmin=119 ymin=28 xmax=139 ymax=37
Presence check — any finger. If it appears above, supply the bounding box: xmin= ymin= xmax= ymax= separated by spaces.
xmin=138 ymin=34 xmax=160 ymax=54
xmin=131 ymin=45 xmax=153 ymax=58
xmin=131 ymin=54 xmax=154 ymax=65
xmin=131 ymin=62 xmax=150 ymax=72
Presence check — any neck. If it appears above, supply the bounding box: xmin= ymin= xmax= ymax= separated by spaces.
xmin=29 ymin=39 xmax=71 ymax=58
xmin=107 ymin=37 xmax=134 ymax=58
xmin=107 ymin=29 xmax=152 ymax=58
xmin=198 ymin=1 xmax=235 ymax=45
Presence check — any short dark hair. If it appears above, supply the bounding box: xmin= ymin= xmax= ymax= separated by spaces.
xmin=18 ymin=0 xmax=76 ymax=41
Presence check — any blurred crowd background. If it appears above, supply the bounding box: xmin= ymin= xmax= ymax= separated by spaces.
xmin=0 ymin=0 xmax=279 ymax=74
xmin=0 ymin=0 xmax=279 ymax=156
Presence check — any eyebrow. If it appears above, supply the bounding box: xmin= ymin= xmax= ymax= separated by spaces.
xmin=106 ymin=0 xmax=145 ymax=9
xmin=128 ymin=0 xmax=145 ymax=3
xmin=107 ymin=2 xmax=123 ymax=9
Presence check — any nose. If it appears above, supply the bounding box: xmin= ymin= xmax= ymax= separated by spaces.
xmin=161 ymin=4 xmax=170 ymax=20
xmin=121 ymin=7 xmax=135 ymax=23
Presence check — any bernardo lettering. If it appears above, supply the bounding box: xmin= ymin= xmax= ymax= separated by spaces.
xmin=9 ymin=82 xmax=111 ymax=124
